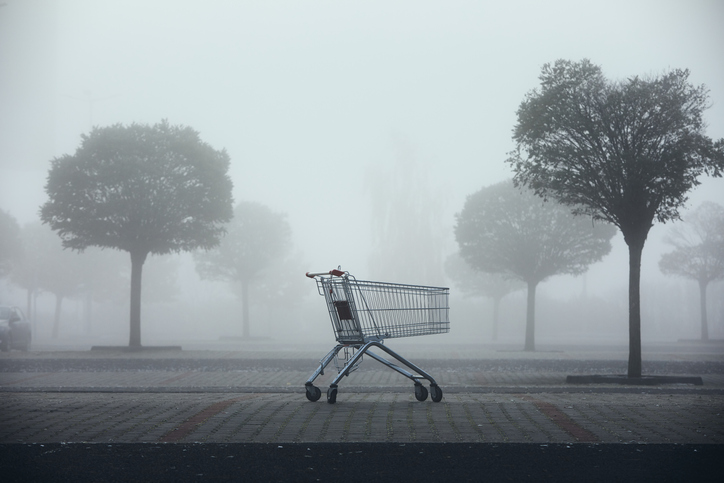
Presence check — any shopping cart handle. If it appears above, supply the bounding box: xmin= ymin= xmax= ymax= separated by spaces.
xmin=306 ymin=269 xmax=345 ymax=278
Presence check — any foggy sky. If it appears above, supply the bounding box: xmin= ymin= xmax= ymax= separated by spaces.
xmin=1 ymin=0 xmax=723 ymax=293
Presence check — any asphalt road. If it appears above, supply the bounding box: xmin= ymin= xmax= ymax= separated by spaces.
xmin=3 ymin=442 xmax=721 ymax=482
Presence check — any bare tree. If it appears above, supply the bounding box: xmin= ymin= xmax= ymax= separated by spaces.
xmin=365 ymin=139 xmax=446 ymax=285
xmin=659 ymin=202 xmax=724 ymax=340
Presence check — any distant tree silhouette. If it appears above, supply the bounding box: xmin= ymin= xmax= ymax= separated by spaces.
xmin=365 ymin=138 xmax=446 ymax=285
xmin=194 ymin=201 xmax=292 ymax=338
xmin=444 ymin=252 xmax=523 ymax=341
xmin=249 ymin=253 xmax=310 ymax=331
xmin=11 ymin=223 xmax=127 ymax=335
xmin=74 ymin=247 xmax=128 ymax=335
xmin=659 ymin=202 xmax=724 ymax=340
xmin=36 ymin=225 xmax=85 ymax=338
xmin=455 ymin=180 xmax=616 ymax=351
xmin=9 ymin=222 xmax=85 ymax=338
xmin=508 ymin=59 xmax=724 ymax=375
xmin=40 ymin=121 xmax=233 ymax=347
xmin=0 ymin=208 xmax=21 ymax=280
xmin=9 ymin=222 xmax=44 ymax=319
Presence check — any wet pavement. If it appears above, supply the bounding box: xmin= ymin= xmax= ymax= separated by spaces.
xmin=1 ymin=342 xmax=722 ymax=481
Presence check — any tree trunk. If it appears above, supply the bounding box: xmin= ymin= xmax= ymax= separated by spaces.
xmin=698 ymin=279 xmax=709 ymax=341
xmin=52 ymin=294 xmax=63 ymax=339
xmin=524 ymin=280 xmax=537 ymax=351
xmin=32 ymin=290 xmax=38 ymax=336
xmin=26 ymin=288 xmax=34 ymax=336
xmin=26 ymin=288 xmax=32 ymax=322
xmin=627 ymin=240 xmax=644 ymax=378
xmin=241 ymin=278 xmax=250 ymax=338
xmin=84 ymin=289 xmax=93 ymax=335
xmin=491 ymin=296 xmax=501 ymax=341
xmin=129 ymin=250 xmax=147 ymax=348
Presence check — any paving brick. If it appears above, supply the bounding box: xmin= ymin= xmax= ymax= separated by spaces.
xmin=1 ymin=347 xmax=723 ymax=445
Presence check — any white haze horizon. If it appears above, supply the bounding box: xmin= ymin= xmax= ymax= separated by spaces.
xmin=1 ymin=0 xmax=723 ymax=348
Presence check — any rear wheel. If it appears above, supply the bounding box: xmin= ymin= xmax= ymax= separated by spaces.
xmin=0 ymin=335 xmax=10 ymax=352
xmin=414 ymin=384 xmax=428 ymax=401
xmin=305 ymin=385 xmax=322 ymax=402
xmin=327 ymin=386 xmax=338 ymax=404
xmin=430 ymin=384 xmax=443 ymax=402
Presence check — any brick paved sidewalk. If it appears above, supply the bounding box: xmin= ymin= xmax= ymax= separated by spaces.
xmin=1 ymin=345 xmax=722 ymax=446
xmin=1 ymin=391 xmax=721 ymax=445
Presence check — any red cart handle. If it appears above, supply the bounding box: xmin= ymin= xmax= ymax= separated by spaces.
xmin=306 ymin=269 xmax=345 ymax=278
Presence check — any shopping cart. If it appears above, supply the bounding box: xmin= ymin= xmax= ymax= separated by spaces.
xmin=304 ymin=269 xmax=450 ymax=404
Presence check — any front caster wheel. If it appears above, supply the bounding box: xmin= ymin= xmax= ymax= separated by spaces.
xmin=327 ymin=386 xmax=338 ymax=404
xmin=430 ymin=384 xmax=443 ymax=402
xmin=414 ymin=384 xmax=428 ymax=401
xmin=305 ymin=385 xmax=321 ymax=402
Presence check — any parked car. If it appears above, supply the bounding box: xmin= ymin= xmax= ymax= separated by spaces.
xmin=0 ymin=306 xmax=32 ymax=351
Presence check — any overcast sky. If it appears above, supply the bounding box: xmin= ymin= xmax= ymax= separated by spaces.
xmin=1 ymin=0 xmax=723 ymax=285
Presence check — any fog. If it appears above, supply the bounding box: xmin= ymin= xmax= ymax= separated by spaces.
xmin=1 ymin=0 xmax=723 ymax=349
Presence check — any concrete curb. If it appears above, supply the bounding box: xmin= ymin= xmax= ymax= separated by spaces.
xmin=566 ymin=374 xmax=704 ymax=385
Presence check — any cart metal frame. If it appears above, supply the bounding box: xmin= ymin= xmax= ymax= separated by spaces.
xmin=304 ymin=269 xmax=450 ymax=404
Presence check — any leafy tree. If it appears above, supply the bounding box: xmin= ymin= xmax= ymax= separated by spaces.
xmin=0 ymin=208 xmax=21 ymax=280
xmin=455 ymin=180 xmax=615 ymax=351
xmin=508 ymin=59 xmax=724 ymax=375
xmin=444 ymin=252 xmax=524 ymax=341
xmin=659 ymin=202 xmax=724 ymax=340
xmin=194 ymin=201 xmax=292 ymax=338
xmin=40 ymin=121 xmax=234 ymax=347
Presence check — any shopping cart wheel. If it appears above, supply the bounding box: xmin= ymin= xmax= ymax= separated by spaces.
xmin=327 ymin=386 xmax=338 ymax=404
xmin=305 ymin=385 xmax=322 ymax=402
xmin=414 ymin=384 xmax=428 ymax=401
xmin=430 ymin=384 xmax=443 ymax=402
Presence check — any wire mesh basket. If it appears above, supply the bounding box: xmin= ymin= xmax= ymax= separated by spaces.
xmin=316 ymin=274 xmax=450 ymax=344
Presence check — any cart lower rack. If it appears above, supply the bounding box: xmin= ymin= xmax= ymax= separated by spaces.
xmin=304 ymin=269 xmax=450 ymax=404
